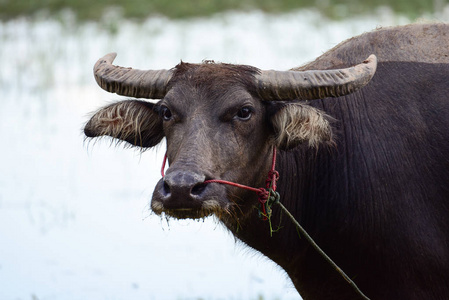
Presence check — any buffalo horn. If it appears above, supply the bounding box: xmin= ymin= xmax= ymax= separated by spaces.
xmin=256 ymin=54 xmax=377 ymax=101
xmin=93 ymin=53 xmax=173 ymax=99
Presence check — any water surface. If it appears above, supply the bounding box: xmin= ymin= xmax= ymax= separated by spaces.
xmin=0 ymin=8 xmax=446 ymax=300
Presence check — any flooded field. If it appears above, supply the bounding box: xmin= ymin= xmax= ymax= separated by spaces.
xmin=0 ymin=7 xmax=447 ymax=300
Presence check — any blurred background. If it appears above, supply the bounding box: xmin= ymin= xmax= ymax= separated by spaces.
xmin=0 ymin=1 xmax=448 ymax=300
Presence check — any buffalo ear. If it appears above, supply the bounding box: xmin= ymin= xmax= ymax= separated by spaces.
xmin=84 ymin=100 xmax=164 ymax=148
xmin=270 ymin=103 xmax=333 ymax=150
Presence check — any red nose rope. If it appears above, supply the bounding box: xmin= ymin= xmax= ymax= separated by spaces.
xmin=159 ymin=148 xmax=371 ymax=300
xmin=161 ymin=148 xmax=280 ymax=221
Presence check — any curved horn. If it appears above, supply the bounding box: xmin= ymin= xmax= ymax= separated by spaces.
xmin=256 ymin=54 xmax=377 ymax=101
xmin=93 ymin=53 xmax=173 ymax=99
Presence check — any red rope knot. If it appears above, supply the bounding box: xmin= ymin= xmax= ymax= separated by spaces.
xmin=257 ymin=188 xmax=269 ymax=204
xmin=266 ymin=170 xmax=280 ymax=191
xmin=256 ymin=188 xmax=270 ymax=221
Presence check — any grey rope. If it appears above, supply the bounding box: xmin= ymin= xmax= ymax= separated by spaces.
xmin=277 ymin=201 xmax=371 ymax=300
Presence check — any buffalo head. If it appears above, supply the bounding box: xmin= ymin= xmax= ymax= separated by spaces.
xmin=85 ymin=53 xmax=376 ymax=223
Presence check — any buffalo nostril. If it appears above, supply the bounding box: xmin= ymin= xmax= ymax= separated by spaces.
xmin=191 ymin=182 xmax=207 ymax=196
xmin=163 ymin=181 xmax=171 ymax=195
xmin=161 ymin=171 xmax=207 ymax=199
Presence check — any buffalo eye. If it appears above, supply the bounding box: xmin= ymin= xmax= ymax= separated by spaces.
xmin=159 ymin=106 xmax=173 ymax=121
xmin=235 ymin=106 xmax=253 ymax=121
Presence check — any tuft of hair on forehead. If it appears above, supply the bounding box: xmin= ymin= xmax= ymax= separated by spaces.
xmin=169 ymin=61 xmax=260 ymax=93
xmin=272 ymin=103 xmax=334 ymax=150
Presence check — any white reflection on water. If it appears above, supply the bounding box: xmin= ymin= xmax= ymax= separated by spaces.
xmin=0 ymin=7 xmax=446 ymax=300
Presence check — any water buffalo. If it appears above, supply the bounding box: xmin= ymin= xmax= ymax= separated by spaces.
xmin=85 ymin=23 xmax=449 ymax=299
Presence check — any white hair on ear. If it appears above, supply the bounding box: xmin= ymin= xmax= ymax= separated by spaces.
xmin=85 ymin=100 xmax=163 ymax=148
xmin=90 ymin=102 xmax=149 ymax=143
xmin=272 ymin=103 xmax=333 ymax=149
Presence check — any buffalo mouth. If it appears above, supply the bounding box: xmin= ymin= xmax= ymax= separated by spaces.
xmin=151 ymin=198 xmax=231 ymax=220
xmin=151 ymin=175 xmax=235 ymax=220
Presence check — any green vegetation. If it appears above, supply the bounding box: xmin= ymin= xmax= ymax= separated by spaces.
xmin=0 ymin=0 xmax=446 ymax=21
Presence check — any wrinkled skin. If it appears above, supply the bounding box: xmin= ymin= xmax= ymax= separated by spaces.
xmin=151 ymin=63 xmax=274 ymax=222
xmin=84 ymin=62 xmax=332 ymax=225
xmin=84 ymin=60 xmax=328 ymax=223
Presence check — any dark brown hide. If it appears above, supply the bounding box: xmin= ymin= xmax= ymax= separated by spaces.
xmin=85 ymin=23 xmax=449 ymax=300
xmin=152 ymin=62 xmax=275 ymax=221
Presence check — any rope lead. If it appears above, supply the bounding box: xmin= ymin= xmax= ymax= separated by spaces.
xmin=277 ymin=202 xmax=371 ymax=300
xmin=160 ymin=147 xmax=370 ymax=300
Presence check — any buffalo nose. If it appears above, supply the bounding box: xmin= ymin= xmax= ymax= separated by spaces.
xmin=162 ymin=170 xmax=207 ymax=199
